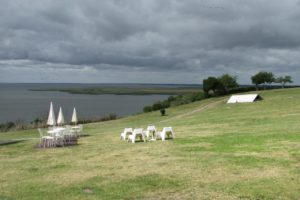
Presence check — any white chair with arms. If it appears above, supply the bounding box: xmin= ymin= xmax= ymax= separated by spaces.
xmin=144 ymin=125 xmax=156 ymax=140
xmin=156 ymin=127 xmax=175 ymax=141
xmin=38 ymin=128 xmax=55 ymax=148
xmin=128 ymin=128 xmax=145 ymax=143
xmin=120 ymin=128 xmax=133 ymax=140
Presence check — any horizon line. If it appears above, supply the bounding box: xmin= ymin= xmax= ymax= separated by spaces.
xmin=0 ymin=82 xmax=202 ymax=85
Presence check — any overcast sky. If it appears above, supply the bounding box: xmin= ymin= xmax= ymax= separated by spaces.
xmin=0 ymin=0 xmax=300 ymax=84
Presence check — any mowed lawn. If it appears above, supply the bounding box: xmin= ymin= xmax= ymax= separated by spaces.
xmin=0 ymin=88 xmax=300 ymax=200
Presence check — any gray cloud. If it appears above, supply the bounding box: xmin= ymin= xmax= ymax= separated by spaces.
xmin=0 ymin=0 xmax=300 ymax=83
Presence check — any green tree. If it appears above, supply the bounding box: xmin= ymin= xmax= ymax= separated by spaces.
xmin=218 ymin=74 xmax=239 ymax=92
xmin=275 ymin=76 xmax=293 ymax=88
xmin=203 ymin=77 xmax=224 ymax=95
xmin=251 ymin=71 xmax=275 ymax=90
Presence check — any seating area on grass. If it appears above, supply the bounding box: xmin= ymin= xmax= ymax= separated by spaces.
xmin=38 ymin=102 xmax=83 ymax=148
xmin=120 ymin=125 xmax=175 ymax=143
xmin=38 ymin=125 xmax=83 ymax=148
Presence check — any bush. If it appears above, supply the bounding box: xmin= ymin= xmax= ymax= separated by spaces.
xmin=167 ymin=96 xmax=176 ymax=102
xmin=152 ymin=102 xmax=164 ymax=111
xmin=143 ymin=106 xmax=153 ymax=113
xmin=143 ymin=92 xmax=206 ymax=113
xmin=15 ymin=120 xmax=27 ymax=130
xmin=160 ymin=108 xmax=166 ymax=116
xmin=162 ymin=100 xmax=170 ymax=108
xmin=186 ymin=92 xmax=205 ymax=102
xmin=31 ymin=118 xmax=45 ymax=128
xmin=170 ymin=98 xmax=186 ymax=107
xmin=0 ymin=122 xmax=16 ymax=132
xmin=228 ymin=86 xmax=256 ymax=94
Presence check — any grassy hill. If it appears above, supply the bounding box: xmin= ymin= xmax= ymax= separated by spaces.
xmin=0 ymin=88 xmax=299 ymax=200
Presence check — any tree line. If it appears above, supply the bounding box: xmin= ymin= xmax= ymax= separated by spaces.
xmin=203 ymin=71 xmax=293 ymax=96
xmin=251 ymin=72 xmax=292 ymax=90
xmin=143 ymin=71 xmax=293 ymax=114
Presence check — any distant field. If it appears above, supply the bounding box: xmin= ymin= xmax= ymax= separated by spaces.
xmin=30 ymin=86 xmax=201 ymax=95
xmin=0 ymin=88 xmax=299 ymax=199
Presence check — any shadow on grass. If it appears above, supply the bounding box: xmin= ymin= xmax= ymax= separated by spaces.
xmin=36 ymin=142 xmax=81 ymax=149
xmin=79 ymin=134 xmax=91 ymax=137
xmin=128 ymin=137 xmax=174 ymax=143
xmin=0 ymin=140 xmax=26 ymax=146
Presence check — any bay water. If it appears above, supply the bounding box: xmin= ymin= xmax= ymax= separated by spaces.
xmin=0 ymin=83 xmax=171 ymax=123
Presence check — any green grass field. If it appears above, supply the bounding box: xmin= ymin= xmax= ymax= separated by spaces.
xmin=0 ymin=88 xmax=299 ymax=200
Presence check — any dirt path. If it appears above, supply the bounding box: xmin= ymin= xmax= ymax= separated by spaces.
xmin=159 ymin=98 xmax=227 ymax=123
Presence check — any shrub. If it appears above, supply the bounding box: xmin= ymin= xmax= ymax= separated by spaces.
xmin=228 ymin=86 xmax=256 ymax=94
xmin=31 ymin=118 xmax=45 ymax=128
xmin=0 ymin=122 xmax=16 ymax=132
xmin=167 ymin=96 xmax=176 ymax=102
xmin=15 ymin=120 xmax=26 ymax=130
xmin=186 ymin=92 xmax=205 ymax=102
xmin=152 ymin=102 xmax=164 ymax=111
xmin=160 ymin=108 xmax=166 ymax=116
xmin=170 ymin=98 xmax=186 ymax=107
xmin=143 ymin=106 xmax=153 ymax=113
xmin=143 ymin=92 xmax=206 ymax=113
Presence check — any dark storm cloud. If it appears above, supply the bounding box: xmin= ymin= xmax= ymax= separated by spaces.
xmin=0 ymin=0 xmax=300 ymax=83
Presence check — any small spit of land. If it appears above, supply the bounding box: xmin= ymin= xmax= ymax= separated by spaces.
xmin=30 ymin=84 xmax=201 ymax=95
xmin=0 ymin=88 xmax=300 ymax=199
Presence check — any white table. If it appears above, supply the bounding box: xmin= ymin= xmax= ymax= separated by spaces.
xmin=47 ymin=127 xmax=65 ymax=137
xmin=71 ymin=126 xmax=81 ymax=130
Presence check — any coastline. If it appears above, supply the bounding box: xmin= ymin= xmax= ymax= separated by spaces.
xmin=28 ymin=84 xmax=201 ymax=95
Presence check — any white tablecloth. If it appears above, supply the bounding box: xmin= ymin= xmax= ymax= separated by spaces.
xmin=47 ymin=127 xmax=65 ymax=136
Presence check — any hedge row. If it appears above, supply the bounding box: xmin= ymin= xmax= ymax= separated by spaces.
xmin=143 ymin=92 xmax=205 ymax=113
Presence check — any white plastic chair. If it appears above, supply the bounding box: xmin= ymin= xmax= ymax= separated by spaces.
xmin=144 ymin=125 xmax=156 ymax=140
xmin=120 ymin=128 xmax=133 ymax=140
xmin=64 ymin=125 xmax=73 ymax=145
xmin=156 ymin=127 xmax=175 ymax=141
xmin=38 ymin=128 xmax=55 ymax=148
xmin=51 ymin=128 xmax=65 ymax=147
xmin=67 ymin=124 xmax=82 ymax=137
xmin=77 ymin=124 xmax=83 ymax=137
xmin=128 ymin=128 xmax=145 ymax=143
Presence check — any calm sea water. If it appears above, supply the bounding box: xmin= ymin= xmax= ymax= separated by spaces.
xmin=0 ymin=83 xmax=177 ymax=123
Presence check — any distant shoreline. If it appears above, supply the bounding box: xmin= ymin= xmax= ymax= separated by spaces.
xmin=28 ymin=84 xmax=300 ymax=95
xmin=29 ymin=85 xmax=202 ymax=95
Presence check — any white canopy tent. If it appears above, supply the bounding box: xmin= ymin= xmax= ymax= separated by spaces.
xmin=47 ymin=102 xmax=56 ymax=126
xmin=57 ymin=107 xmax=65 ymax=126
xmin=227 ymin=94 xmax=263 ymax=104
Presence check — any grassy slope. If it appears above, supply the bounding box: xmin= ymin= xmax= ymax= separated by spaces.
xmin=0 ymin=88 xmax=299 ymax=200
